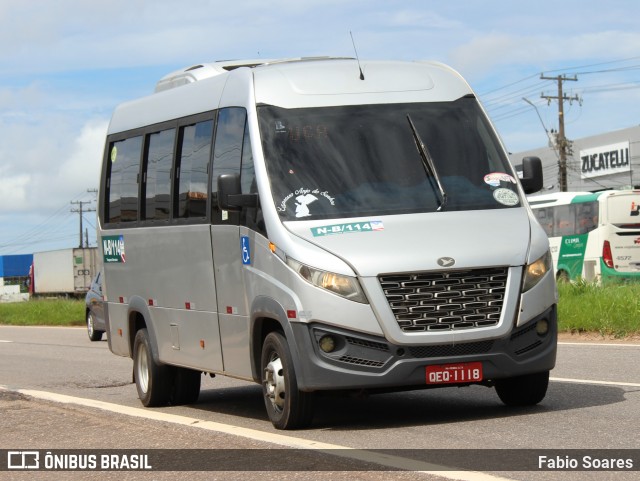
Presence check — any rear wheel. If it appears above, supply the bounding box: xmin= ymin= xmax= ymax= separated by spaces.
xmin=133 ymin=328 xmax=172 ymax=407
xmin=261 ymin=332 xmax=314 ymax=430
xmin=495 ymin=371 xmax=550 ymax=407
xmin=171 ymin=367 xmax=201 ymax=405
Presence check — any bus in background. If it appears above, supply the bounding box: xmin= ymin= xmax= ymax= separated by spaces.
xmin=528 ymin=190 xmax=640 ymax=283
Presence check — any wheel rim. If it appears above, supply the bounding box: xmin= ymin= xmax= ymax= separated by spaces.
xmin=264 ymin=353 xmax=285 ymax=413
xmin=87 ymin=314 xmax=94 ymax=336
xmin=136 ymin=343 xmax=150 ymax=394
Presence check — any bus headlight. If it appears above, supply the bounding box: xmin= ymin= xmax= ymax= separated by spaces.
xmin=286 ymin=258 xmax=368 ymax=304
xmin=522 ymin=250 xmax=552 ymax=292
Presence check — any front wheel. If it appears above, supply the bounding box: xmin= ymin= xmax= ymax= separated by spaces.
xmin=86 ymin=312 xmax=104 ymax=342
xmin=261 ymin=332 xmax=314 ymax=430
xmin=495 ymin=371 xmax=550 ymax=407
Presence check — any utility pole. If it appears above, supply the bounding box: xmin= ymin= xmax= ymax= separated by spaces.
xmin=71 ymin=201 xmax=96 ymax=248
xmin=540 ymin=74 xmax=580 ymax=192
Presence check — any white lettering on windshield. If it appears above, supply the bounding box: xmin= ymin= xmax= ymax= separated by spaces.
xmin=277 ymin=188 xmax=336 ymax=217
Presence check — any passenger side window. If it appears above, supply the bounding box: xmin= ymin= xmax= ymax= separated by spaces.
xmin=176 ymin=120 xmax=214 ymax=219
xmin=576 ymin=202 xmax=598 ymax=235
xmin=212 ymin=107 xmax=247 ymax=224
xmin=143 ymin=128 xmax=175 ymax=222
xmin=107 ymin=136 xmax=143 ymax=223
xmin=533 ymin=208 xmax=554 ymax=237
xmin=554 ymin=205 xmax=576 ymax=237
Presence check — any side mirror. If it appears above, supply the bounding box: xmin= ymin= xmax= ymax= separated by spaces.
xmin=217 ymin=174 xmax=258 ymax=211
xmin=520 ymin=156 xmax=543 ymax=194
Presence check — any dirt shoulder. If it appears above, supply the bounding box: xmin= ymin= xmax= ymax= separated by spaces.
xmin=558 ymin=331 xmax=640 ymax=344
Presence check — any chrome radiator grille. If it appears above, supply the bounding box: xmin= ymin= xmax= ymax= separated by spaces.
xmin=378 ymin=268 xmax=508 ymax=332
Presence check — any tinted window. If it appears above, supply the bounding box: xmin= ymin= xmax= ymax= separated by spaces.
xmin=259 ymin=98 xmax=520 ymax=221
xmin=576 ymin=201 xmax=598 ymax=234
xmin=241 ymin=121 xmax=255 ymax=195
xmin=107 ymin=136 xmax=142 ymax=223
xmin=533 ymin=208 xmax=554 ymax=237
xmin=239 ymin=120 xmax=266 ymax=235
xmin=554 ymin=205 xmax=576 ymax=237
xmin=176 ymin=120 xmax=213 ymax=219
xmin=212 ymin=107 xmax=247 ymax=224
xmin=144 ymin=128 xmax=175 ymax=221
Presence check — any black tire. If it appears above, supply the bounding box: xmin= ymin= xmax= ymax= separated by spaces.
xmin=261 ymin=332 xmax=314 ymax=430
xmin=557 ymin=270 xmax=570 ymax=283
xmin=495 ymin=370 xmax=550 ymax=407
xmin=86 ymin=311 xmax=104 ymax=342
xmin=133 ymin=328 xmax=172 ymax=407
xmin=171 ymin=367 xmax=201 ymax=405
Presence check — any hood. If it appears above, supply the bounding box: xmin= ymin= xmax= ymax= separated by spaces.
xmin=284 ymin=208 xmax=531 ymax=277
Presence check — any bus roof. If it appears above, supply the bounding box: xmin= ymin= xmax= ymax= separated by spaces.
xmin=251 ymin=58 xmax=471 ymax=108
xmin=528 ymin=189 xmax=640 ymax=207
xmin=107 ymin=58 xmax=474 ymax=135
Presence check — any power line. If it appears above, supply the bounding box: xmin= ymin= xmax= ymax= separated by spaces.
xmin=0 ymin=189 xmax=97 ymax=254
xmin=478 ymin=73 xmax=541 ymax=97
xmin=479 ymin=55 xmax=640 ymax=98
xmin=480 ymin=55 xmax=640 ymax=134
xmin=522 ymin=98 xmax=559 ymax=160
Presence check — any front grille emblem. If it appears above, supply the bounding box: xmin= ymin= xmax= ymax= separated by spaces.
xmin=437 ymin=257 xmax=455 ymax=267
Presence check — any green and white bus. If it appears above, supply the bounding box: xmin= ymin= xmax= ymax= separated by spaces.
xmin=528 ymin=190 xmax=640 ymax=283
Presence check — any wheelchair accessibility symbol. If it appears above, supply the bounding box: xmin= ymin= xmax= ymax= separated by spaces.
xmin=241 ymin=236 xmax=251 ymax=265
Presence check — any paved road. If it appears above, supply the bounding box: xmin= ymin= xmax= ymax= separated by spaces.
xmin=1 ymin=325 xmax=639 ymax=480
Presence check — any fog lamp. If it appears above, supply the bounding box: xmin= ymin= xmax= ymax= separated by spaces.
xmin=536 ymin=319 xmax=549 ymax=336
xmin=319 ymin=335 xmax=336 ymax=353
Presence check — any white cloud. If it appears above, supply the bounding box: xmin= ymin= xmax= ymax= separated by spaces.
xmin=449 ymin=33 xmax=549 ymax=78
xmin=384 ymin=10 xmax=463 ymax=29
xmin=56 ymin=119 xmax=108 ymax=192
xmin=0 ymin=116 xmax=107 ymax=214
xmin=0 ymin=0 xmax=359 ymax=73
xmin=449 ymin=29 xmax=640 ymax=80
xmin=2 ymin=0 xmax=640 ymax=253
xmin=0 ymin=170 xmax=30 ymax=212
xmin=31 ymin=119 xmax=107 ymax=208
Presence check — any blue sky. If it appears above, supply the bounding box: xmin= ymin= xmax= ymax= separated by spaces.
xmin=1 ymin=0 xmax=640 ymax=254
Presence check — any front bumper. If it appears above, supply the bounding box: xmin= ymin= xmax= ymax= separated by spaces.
xmin=290 ymin=305 xmax=557 ymax=392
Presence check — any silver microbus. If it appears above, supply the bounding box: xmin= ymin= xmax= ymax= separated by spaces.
xmin=98 ymin=58 xmax=557 ymax=429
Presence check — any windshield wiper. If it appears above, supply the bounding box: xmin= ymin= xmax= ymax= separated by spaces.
xmin=406 ymin=115 xmax=447 ymax=211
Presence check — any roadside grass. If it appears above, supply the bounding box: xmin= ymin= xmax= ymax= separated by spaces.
xmin=0 ymin=283 xmax=639 ymax=337
xmin=557 ymin=281 xmax=640 ymax=338
xmin=0 ymin=299 xmax=85 ymax=327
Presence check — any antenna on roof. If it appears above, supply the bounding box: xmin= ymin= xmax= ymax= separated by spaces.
xmin=350 ymin=31 xmax=365 ymax=80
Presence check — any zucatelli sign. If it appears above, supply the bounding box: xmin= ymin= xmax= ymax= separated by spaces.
xmin=580 ymin=141 xmax=630 ymax=179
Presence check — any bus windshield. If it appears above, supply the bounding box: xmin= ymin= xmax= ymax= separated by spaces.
xmin=258 ymin=97 xmax=521 ymax=221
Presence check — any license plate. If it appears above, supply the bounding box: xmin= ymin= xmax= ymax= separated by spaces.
xmin=426 ymin=362 xmax=483 ymax=385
